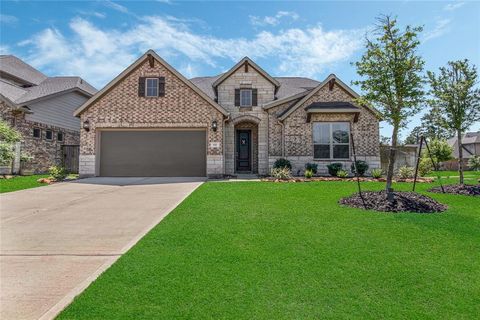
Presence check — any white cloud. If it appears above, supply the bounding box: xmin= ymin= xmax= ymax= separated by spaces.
xmin=156 ymin=0 xmax=173 ymax=4
xmin=103 ymin=1 xmax=129 ymax=14
xmin=0 ymin=45 xmax=10 ymax=54
xmin=0 ymin=14 xmax=18 ymax=25
xmin=18 ymin=16 xmax=363 ymax=88
xmin=250 ymin=11 xmax=299 ymax=27
xmin=424 ymin=18 xmax=451 ymax=41
xmin=443 ymin=1 xmax=465 ymax=11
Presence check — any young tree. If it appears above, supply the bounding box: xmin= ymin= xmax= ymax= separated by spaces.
xmin=353 ymin=15 xmax=425 ymax=195
xmin=427 ymin=60 xmax=480 ymax=184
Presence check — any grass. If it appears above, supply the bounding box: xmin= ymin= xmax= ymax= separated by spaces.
xmin=58 ymin=176 xmax=480 ymax=319
xmin=0 ymin=174 xmax=49 ymax=193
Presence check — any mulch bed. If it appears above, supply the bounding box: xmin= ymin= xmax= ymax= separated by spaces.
xmin=339 ymin=191 xmax=447 ymax=213
xmin=429 ymin=184 xmax=480 ymax=196
xmin=262 ymin=177 xmax=434 ymax=183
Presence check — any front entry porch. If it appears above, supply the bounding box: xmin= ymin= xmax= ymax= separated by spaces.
xmin=234 ymin=121 xmax=258 ymax=174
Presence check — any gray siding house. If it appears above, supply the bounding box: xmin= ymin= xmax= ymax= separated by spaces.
xmin=0 ymin=55 xmax=97 ymax=173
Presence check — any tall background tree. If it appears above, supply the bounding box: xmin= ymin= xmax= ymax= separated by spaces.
xmin=353 ymin=15 xmax=425 ymax=194
xmin=404 ymin=107 xmax=454 ymax=144
xmin=427 ymin=59 xmax=480 ymax=184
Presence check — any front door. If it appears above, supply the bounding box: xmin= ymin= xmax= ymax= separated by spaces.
xmin=236 ymin=130 xmax=251 ymax=172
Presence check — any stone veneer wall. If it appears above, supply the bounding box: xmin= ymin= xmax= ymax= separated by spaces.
xmin=217 ymin=66 xmax=275 ymax=175
xmin=1 ymin=101 xmax=80 ymax=173
xmin=78 ymin=58 xmax=224 ymax=177
xmin=267 ymin=83 xmax=381 ymax=175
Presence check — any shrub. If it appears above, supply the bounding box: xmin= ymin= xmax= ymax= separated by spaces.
xmin=273 ymin=158 xmax=292 ymax=170
xmin=350 ymin=160 xmax=369 ymax=176
xmin=304 ymin=163 xmax=318 ymax=174
xmin=425 ymin=139 xmax=453 ymax=162
xmin=0 ymin=120 xmax=21 ymax=165
xmin=326 ymin=163 xmax=343 ymax=176
xmin=271 ymin=167 xmax=292 ymax=180
xmin=304 ymin=169 xmax=313 ymax=179
xmin=49 ymin=165 xmax=67 ymax=181
xmin=337 ymin=170 xmax=349 ymax=178
xmin=418 ymin=157 xmax=433 ymax=177
xmin=397 ymin=166 xmax=414 ymax=179
xmin=468 ymin=155 xmax=480 ymax=171
xmin=371 ymin=168 xmax=383 ymax=179
xmin=20 ymin=152 xmax=34 ymax=163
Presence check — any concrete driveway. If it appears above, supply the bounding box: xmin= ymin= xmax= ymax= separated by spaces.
xmin=0 ymin=177 xmax=203 ymax=320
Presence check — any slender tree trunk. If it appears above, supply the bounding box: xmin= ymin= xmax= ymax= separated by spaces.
xmin=386 ymin=125 xmax=399 ymax=194
xmin=457 ymin=130 xmax=464 ymax=184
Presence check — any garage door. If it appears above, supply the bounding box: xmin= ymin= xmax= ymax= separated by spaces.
xmin=100 ymin=130 xmax=206 ymax=177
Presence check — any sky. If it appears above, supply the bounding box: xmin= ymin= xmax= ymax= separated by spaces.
xmin=1 ymin=0 xmax=479 ymax=139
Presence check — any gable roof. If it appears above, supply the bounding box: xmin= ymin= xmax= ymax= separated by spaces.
xmin=15 ymin=77 xmax=97 ymax=104
xmin=74 ymin=50 xmax=228 ymax=117
xmin=278 ymin=74 xmax=382 ymax=121
xmin=211 ymin=57 xmax=280 ymax=89
xmin=0 ymin=55 xmax=47 ymax=85
xmin=190 ymin=76 xmax=318 ymax=103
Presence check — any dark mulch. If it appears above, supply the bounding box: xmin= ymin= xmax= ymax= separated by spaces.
xmin=429 ymin=184 xmax=480 ymax=196
xmin=339 ymin=191 xmax=447 ymax=213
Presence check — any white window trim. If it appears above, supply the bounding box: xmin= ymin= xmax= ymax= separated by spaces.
xmin=313 ymin=122 xmax=350 ymax=160
xmin=145 ymin=78 xmax=159 ymax=97
xmin=45 ymin=129 xmax=53 ymax=141
xmin=240 ymin=89 xmax=252 ymax=107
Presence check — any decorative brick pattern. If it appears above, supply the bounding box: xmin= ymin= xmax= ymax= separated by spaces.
xmin=1 ymin=101 xmax=79 ymax=173
xmin=79 ymin=58 xmax=225 ymax=176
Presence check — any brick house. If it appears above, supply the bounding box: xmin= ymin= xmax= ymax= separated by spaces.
xmin=75 ymin=50 xmax=381 ymax=177
xmin=0 ymin=55 xmax=97 ymax=173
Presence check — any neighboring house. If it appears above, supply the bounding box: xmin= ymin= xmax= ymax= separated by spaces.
xmin=75 ymin=50 xmax=381 ymax=178
xmin=0 ymin=55 xmax=97 ymax=173
xmin=447 ymin=132 xmax=480 ymax=159
xmin=380 ymin=144 xmax=419 ymax=172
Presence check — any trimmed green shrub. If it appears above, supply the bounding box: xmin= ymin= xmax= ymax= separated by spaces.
xmin=49 ymin=165 xmax=67 ymax=181
xmin=350 ymin=160 xmax=369 ymax=176
xmin=271 ymin=167 xmax=292 ymax=180
xmin=305 ymin=163 xmax=318 ymax=174
xmin=304 ymin=169 xmax=313 ymax=179
xmin=397 ymin=166 xmax=414 ymax=179
xmin=468 ymin=155 xmax=480 ymax=171
xmin=273 ymin=158 xmax=292 ymax=170
xmin=371 ymin=168 xmax=383 ymax=179
xmin=418 ymin=157 xmax=433 ymax=177
xmin=337 ymin=170 xmax=349 ymax=178
xmin=327 ymin=163 xmax=343 ymax=176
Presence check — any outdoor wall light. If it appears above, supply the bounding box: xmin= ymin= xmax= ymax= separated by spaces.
xmin=211 ymin=120 xmax=218 ymax=132
xmin=82 ymin=120 xmax=90 ymax=132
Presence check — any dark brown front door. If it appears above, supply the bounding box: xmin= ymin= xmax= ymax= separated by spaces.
xmin=236 ymin=130 xmax=251 ymax=172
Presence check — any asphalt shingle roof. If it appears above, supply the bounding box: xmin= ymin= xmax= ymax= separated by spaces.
xmin=0 ymin=55 xmax=47 ymax=85
xmin=0 ymin=55 xmax=97 ymax=106
xmin=190 ymin=75 xmax=320 ymax=101
xmin=15 ymin=77 xmax=97 ymax=104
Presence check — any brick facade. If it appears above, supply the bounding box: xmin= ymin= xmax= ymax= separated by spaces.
xmin=267 ymin=83 xmax=380 ymax=175
xmin=78 ymin=52 xmax=380 ymax=177
xmin=78 ymin=57 xmax=225 ymax=177
xmin=1 ymin=101 xmax=80 ymax=173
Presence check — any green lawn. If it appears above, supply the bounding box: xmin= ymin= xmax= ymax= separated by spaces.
xmin=0 ymin=175 xmax=48 ymax=193
xmin=58 ymin=178 xmax=480 ymax=319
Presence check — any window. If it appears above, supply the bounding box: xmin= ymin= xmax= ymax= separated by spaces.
xmin=45 ymin=130 xmax=53 ymax=140
xmin=145 ymin=78 xmax=158 ymax=97
xmin=313 ymin=122 xmax=350 ymax=159
xmin=57 ymin=132 xmax=64 ymax=142
xmin=240 ymin=89 xmax=252 ymax=107
xmin=33 ymin=128 xmax=41 ymax=138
